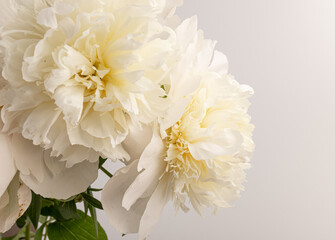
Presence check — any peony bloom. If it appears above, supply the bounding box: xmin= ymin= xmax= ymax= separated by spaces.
xmin=0 ymin=0 xmax=177 ymax=167
xmin=102 ymin=16 xmax=254 ymax=239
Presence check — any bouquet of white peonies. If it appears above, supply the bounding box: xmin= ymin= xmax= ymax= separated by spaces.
xmin=0 ymin=0 xmax=254 ymax=239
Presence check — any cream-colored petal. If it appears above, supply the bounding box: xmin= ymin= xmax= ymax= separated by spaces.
xmin=80 ymin=110 xmax=119 ymax=143
xmin=122 ymin=128 xmax=166 ymax=210
xmin=188 ymin=129 xmax=244 ymax=160
xmin=0 ymin=174 xmax=31 ymax=233
xmin=22 ymin=102 xmax=62 ymax=145
xmin=0 ymin=132 xmax=16 ymax=197
xmin=122 ymin=119 xmax=153 ymax=161
xmin=101 ymin=160 xmax=149 ymax=234
xmin=37 ymin=7 xmax=57 ymax=29
xmin=138 ymin=175 xmax=170 ymax=240
xmin=12 ymin=133 xmax=98 ymax=199
xmin=54 ymin=85 xmax=85 ymax=125
xmin=209 ymin=50 xmax=229 ymax=75
xmin=175 ymin=16 xmax=198 ymax=50
xmin=12 ymin=134 xmax=45 ymax=183
xmin=20 ymin=151 xmax=99 ymax=199
xmin=0 ymin=0 xmax=16 ymax=26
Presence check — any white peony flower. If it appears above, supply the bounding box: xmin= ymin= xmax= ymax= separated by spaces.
xmin=102 ymin=16 xmax=254 ymax=239
xmin=0 ymin=0 xmax=177 ymax=166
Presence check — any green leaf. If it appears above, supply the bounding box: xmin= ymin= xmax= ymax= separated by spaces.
xmin=86 ymin=189 xmax=99 ymax=239
xmin=81 ymin=193 xmax=103 ymax=210
xmin=27 ymin=192 xmax=42 ymax=229
xmin=41 ymin=198 xmax=54 ymax=208
xmin=87 ymin=188 xmax=103 ymax=192
xmin=57 ymin=201 xmax=80 ymax=220
xmin=83 ymin=200 xmax=89 ymax=219
xmin=34 ymin=222 xmax=47 ymax=240
xmin=98 ymin=157 xmax=107 ymax=168
xmin=16 ymin=212 xmax=27 ymax=228
xmin=41 ymin=205 xmax=67 ymax=222
xmin=88 ymin=204 xmax=98 ymax=239
xmin=47 ymin=211 xmax=107 ymax=240
xmin=61 ymin=195 xmax=78 ymax=202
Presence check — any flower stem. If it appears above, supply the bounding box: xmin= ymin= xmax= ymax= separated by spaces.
xmin=100 ymin=166 xmax=113 ymax=178
xmin=25 ymin=222 xmax=31 ymax=240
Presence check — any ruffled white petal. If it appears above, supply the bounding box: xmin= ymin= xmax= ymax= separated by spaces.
xmin=209 ymin=50 xmax=229 ymax=75
xmin=22 ymin=102 xmax=62 ymax=146
xmin=37 ymin=7 xmax=57 ymax=29
xmin=54 ymin=86 xmax=85 ymax=125
xmin=188 ymin=129 xmax=244 ymax=160
xmin=13 ymin=134 xmax=98 ymax=199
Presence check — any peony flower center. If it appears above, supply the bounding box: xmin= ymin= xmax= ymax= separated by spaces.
xmin=165 ymin=123 xmax=206 ymax=180
xmin=58 ymin=37 xmax=126 ymax=106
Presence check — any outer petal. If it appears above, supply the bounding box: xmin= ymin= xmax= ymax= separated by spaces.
xmin=138 ymin=175 xmax=169 ymax=240
xmin=22 ymin=102 xmax=62 ymax=146
xmin=12 ymin=134 xmax=45 ymax=183
xmin=20 ymin=154 xmax=99 ymax=199
xmin=0 ymin=174 xmax=32 ymax=233
xmin=0 ymin=0 xmax=16 ymax=26
xmin=101 ymin=160 xmax=149 ymax=234
xmin=102 ymin=160 xmax=170 ymax=239
xmin=36 ymin=7 xmax=57 ymax=29
xmin=122 ymin=127 xmax=166 ymax=210
xmin=175 ymin=16 xmax=198 ymax=51
xmin=13 ymin=134 xmax=98 ymax=199
xmin=122 ymin=120 xmax=153 ymax=161
xmin=209 ymin=50 xmax=229 ymax=75
xmin=0 ymin=132 xmax=16 ymax=197
xmin=188 ymin=129 xmax=244 ymax=160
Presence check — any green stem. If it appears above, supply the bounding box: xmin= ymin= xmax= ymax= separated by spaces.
xmin=25 ymin=222 xmax=31 ymax=240
xmin=43 ymin=227 xmax=48 ymax=240
xmin=100 ymin=166 xmax=113 ymax=178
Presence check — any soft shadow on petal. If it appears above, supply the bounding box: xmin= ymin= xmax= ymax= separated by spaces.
xmin=20 ymin=155 xmax=99 ymax=200
xmin=0 ymin=0 xmax=17 ymax=26
xmin=138 ymin=175 xmax=169 ymax=240
xmin=122 ymin=120 xmax=153 ymax=161
xmin=101 ymin=160 xmax=148 ymax=234
xmin=13 ymin=134 xmax=98 ymax=199
xmin=0 ymin=132 xmax=16 ymax=197
xmin=0 ymin=174 xmax=32 ymax=233
xmin=122 ymin=128 xmax=166 ymax=210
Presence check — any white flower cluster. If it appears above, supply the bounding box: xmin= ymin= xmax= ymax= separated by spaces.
xmin=0 ymin=0 xmax=254 ymax=238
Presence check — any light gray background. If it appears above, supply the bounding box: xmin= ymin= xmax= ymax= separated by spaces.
xmin=95 ymin=1 xmax=335 ymax=239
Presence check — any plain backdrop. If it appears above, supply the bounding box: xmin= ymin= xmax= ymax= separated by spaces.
xmin=94 ymin=0 xmax=335 ymax=239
